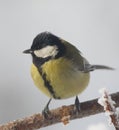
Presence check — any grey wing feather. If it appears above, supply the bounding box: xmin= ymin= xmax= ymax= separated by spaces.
xmin=82 ymin=58 xmax=114 ymax=72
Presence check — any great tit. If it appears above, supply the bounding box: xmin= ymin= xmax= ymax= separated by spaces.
xmin=23 ymin=31 xmax=113 ymax=115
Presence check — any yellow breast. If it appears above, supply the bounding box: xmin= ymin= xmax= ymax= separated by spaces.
xmin=31 ymin=64 xmax=52 ymax=98
xmin=31 ymin=58 xmax=90 ymax=99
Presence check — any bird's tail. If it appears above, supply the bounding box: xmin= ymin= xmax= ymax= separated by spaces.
xmin=91 ymin=65 xmax=114 ymax=70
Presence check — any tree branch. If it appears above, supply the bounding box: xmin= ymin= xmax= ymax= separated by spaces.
xmin=0 ymin=92 xmax=119 ymax=130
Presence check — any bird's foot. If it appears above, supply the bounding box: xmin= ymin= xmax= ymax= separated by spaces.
xmin=42 ymin=98 xmax=52 ymax=119
xmin=74 ymin=96 xmax=81 ymax=114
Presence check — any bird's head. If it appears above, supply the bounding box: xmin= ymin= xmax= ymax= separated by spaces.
xmin=23 ymin=32 xmax=66 ymax=66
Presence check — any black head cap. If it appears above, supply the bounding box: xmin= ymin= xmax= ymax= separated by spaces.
xmin=31 ymin=32 xmax=64 ymax=51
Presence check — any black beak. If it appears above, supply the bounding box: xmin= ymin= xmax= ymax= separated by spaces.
xmin=23 ymin=49 xmax=33 ymax=54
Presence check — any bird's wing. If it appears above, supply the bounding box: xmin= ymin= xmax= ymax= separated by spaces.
xmin=81 ymin=57 xmax=114 ymax=72
xmin=62 ymin=40 xmax=114 ymax=72
xmin=74 ymin=57 xmax=114 ymax=73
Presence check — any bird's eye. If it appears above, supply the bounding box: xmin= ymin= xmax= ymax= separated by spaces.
xmin=34 ymin=45 xmax=58 ymax=58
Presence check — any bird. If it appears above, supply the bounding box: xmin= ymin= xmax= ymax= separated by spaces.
xmin=23 ymin=31 xmax=113 ymax=116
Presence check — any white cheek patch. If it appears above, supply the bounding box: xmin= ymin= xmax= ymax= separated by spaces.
xmin=34 ymin=45 xmax=58 ymax=58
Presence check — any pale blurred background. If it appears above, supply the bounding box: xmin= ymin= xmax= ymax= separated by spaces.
xmin=0 ymin=0 xmax=119 ymax=130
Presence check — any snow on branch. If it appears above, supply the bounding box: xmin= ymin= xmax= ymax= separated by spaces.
xmin=98 ymin=88 xmax=119 ymax=130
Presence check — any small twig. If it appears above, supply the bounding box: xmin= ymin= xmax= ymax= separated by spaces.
xmin=98 ymin=89 xmax=119 ymax=130
xmin=0 ymin=91 xmax=119 ymax=130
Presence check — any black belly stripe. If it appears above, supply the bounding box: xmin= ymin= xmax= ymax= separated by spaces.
xmin=38 ymin=67 xmax=60 ymax=99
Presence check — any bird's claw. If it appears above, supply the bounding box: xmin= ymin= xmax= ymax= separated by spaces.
xmin=74 ymin=96 xmax=81 ymax=114
xmin=42 ymin=98 xmax=52 ymax=119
